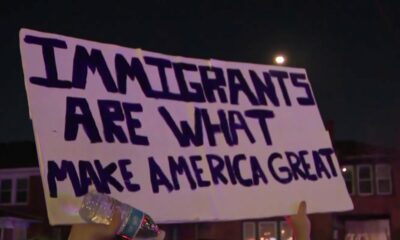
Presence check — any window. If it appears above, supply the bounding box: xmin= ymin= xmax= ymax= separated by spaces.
xmin=258 ymin=221 xmax=277 ymax=240
xmin=16 ymin=178 xmax=28 ymax=203
xmin=0 ymin=179 xmax=12 ymax=204
xmin=342 ymin=165 xmax=355 ymax=195
xmin=357 ymin=165 xmax=373 ymax=195
xmin=243 ymin=222 xmax=256 ymax=240
xmin=243 ymin=220 xmax=292 ymax=240
xmin=0 ymin=177 xmax=29 ymax=205
xmin=345 ymin=219 xmax=391 ymax=240
xmin=375 ymin=164 xmax=392 ymax=195
xmin=341 ymin=163 xmax=392 ymax=197
xmin=279 ymin=221 xmax=293 ymax=240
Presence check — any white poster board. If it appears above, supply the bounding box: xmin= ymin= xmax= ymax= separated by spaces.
xmin=19 ymin=28 xmax=353 ymax=225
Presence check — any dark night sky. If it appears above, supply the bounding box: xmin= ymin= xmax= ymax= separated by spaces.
xmin=1 ymin=1 xmax=399 ymax=148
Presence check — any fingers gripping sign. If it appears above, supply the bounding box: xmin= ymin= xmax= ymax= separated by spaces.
xmin=69 ymin=210 xmax=122 ymax=240
xmin=69 ymin=208 xmax=166 ymax=240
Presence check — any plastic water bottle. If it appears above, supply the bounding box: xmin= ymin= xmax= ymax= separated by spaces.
xmin=79 ymin=192 xmax=160 ymax=239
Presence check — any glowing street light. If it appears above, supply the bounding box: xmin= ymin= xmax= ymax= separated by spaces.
xmin=342 ymin=167 xmax=347 ymax=173
xmin=274 ymin=55 xmax=285 ymax=65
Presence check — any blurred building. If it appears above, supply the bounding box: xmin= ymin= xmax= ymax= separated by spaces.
xmin=332 ymin=141 xmax=399 ymax=240
xmin=0 ymin=141 xmax=398 ymax=240
xmin=0 ymin=142 xmax=69 ymax=240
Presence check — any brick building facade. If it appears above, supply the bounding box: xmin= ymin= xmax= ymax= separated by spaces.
xmin=333 ymin=141 xmax=399 ymax=240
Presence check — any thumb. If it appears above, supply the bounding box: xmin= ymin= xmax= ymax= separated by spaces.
xmin=297 ymin=201 xmax=307 ymax=216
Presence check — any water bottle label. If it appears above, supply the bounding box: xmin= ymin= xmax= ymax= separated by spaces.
xmin=120 ymin=208 xmax=145 ymax=237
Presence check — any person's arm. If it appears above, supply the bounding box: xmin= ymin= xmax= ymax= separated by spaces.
xmin=287 ymin=201 xmax=311 ymax=240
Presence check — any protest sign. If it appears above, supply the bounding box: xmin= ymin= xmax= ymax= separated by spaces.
xmin=19 ymin=28 xmax=353 ymax=225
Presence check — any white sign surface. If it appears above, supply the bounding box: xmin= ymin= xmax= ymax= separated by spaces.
xmin=19 ymin=28 xmax=353 ymax=225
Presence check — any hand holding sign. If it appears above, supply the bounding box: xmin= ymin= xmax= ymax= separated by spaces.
xmin=79 ymin=192 xmax=160 ymax=239
xmin=69 ymin=210 xmax=121 ymax=240
xmin=287 ymin=201 xmax=311 ymax=240
xmin=69 ymin=208 xmax=165 ymax=240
